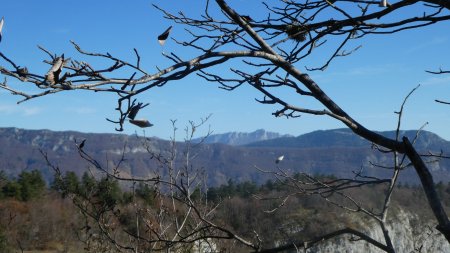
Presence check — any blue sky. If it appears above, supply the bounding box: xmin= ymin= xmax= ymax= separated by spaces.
xmin=0 ymin=0 xmax=449 ymax=140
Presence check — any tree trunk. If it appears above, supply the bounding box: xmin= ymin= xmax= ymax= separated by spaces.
xmin=403 ymin=136 xmax=450 ymax=242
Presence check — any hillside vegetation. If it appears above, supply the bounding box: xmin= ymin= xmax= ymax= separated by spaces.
xmin=0 ymin=170 xmax=448 ymax=252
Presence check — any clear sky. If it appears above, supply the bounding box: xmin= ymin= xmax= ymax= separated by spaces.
xmin=0 ymin=0 xmax=449 ymax=140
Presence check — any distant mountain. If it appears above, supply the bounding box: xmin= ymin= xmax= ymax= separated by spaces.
xmin=194 ymin=129 xmax=293 ymax=146
xmin=1 ymin=127 xmax=449 ymax=186
xmin=246 ymin=128 xmax=449 ymax=150
xmin=0 ymin=127 xmax=183 ymax=182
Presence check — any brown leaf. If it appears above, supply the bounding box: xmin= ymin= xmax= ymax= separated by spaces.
xmin=45 ymin=54 xmax=65 ymax=85
xmin=158 ymin=26 xmax=172 ymax=46
xmin=17 ymin=67 xmax=28 ymax=77
xmin=128 ymin=102 xmax=143 ymax=120
xmin=285 ymin=24 xmax=307 ymax=42
xmin=241 ymin=15 xmax=253 ymax=23
xmin=130 ymin=119 xmax=154 ymax=128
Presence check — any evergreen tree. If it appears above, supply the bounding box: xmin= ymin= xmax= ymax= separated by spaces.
xmin=96 ymin=177 xmax=122 ymax=209
xmin=80 ymin=172 xmax=97 ymax=198
xmin=0 ymin=171 xmax=7 ymax=199
xmin=64 ymin=172 xmax=80 ymax=195
xmin=2 ymin=180 xmax=21 ymax=200
xmin=52 ymin=171 xmax=81 ymax=198
xmin=135 ymin=182 xmax=155 ymax=206
xmin=17 ymin=170 xmax=46 ymax=201
xmin=206 ymin=187 xmax=219 ymax=203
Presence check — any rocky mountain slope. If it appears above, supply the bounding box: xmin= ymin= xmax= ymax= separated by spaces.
xmin=194 ymin=129 xmax=293 ymax=146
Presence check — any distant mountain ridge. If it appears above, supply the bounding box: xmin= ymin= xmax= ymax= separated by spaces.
xmin=194 ymin=129 xmax=293 ymax=146
xmin=246 ymin=128 xmax=449 ymax=149
xmin=1 ymin=127 xmax=449 ymax=186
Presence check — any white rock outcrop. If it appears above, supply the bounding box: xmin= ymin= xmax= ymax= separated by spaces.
xmin=310 ymin=209 xmax=450 ymax=253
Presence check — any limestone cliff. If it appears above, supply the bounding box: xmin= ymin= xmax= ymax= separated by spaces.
xmin=310 ymin=209 xmax=450 ymax=253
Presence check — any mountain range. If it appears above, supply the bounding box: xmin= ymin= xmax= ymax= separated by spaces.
xmin=1 ymin=127 xmax=449 ymax=186
xmin=193 ymin=129 xmax=293 ymax=146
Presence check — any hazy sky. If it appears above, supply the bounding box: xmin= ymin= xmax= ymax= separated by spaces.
xmin=1 ymin=0 xmax=449 ymax=140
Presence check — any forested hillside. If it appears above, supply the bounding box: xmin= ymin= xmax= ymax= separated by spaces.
xmin=1 ymin=169 xmax=448 ymax=252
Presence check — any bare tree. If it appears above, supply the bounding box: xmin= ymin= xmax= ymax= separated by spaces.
xmin=1 ymin=0 xmax=450 ymax=252
xmin=46 ymin=117 xmax=282 ymax=252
